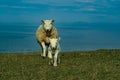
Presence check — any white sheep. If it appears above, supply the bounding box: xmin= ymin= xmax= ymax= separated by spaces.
xmin=36 ymin=20 xmax=58 ymax=58
xmin=48 ymin=38 xmax=61 ymax=66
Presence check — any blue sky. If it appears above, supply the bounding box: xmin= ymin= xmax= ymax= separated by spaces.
xmin=0 ymin=0 xmax=120 ymax=52
xmin=0 ymin=0 xmax=120 ymax=25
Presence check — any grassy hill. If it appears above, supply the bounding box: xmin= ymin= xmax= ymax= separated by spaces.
xmin=0 ymin=49 xmax=120 ymax=80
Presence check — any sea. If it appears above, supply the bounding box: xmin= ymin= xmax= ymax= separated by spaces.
xmin=0 ymin=23 xmax=120 ymax=52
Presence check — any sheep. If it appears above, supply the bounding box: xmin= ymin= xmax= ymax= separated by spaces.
xmin=36 ymin=20 xmax=58 ymax=58
xmin=48 ymin=38 xmax=61 ymax=66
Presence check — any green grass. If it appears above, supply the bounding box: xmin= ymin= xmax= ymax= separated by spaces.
xmin=0 ymin=49 xmax=120 ymax=80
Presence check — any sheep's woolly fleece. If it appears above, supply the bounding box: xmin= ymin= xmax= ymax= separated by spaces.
xmin=36 ymin=25 xmax=58 ymax=44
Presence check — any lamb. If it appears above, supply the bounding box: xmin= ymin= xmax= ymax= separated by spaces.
xmin=36 ymin=20 xmax=58 ymax=58
xmin=48 ymin=38 xmax=61 ymax=66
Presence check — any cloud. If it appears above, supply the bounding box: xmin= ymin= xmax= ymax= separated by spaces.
xmin=22 ymin=0 xmax=100 ymax=13
xmin=22 ymin=0 xmax=75 ymax=6
xmin=110 ymin=0 xmax=120 ymax=1
xmin=0 ymin=5 xmax=37 ymax=9
xmin=0 ymin=0 xmax=120 ymax=24
xmin=75 ymin=0 xmax=96 ymax=3
xmin=87 ymin=7 xmax=96 ymax=11
xmin=21 ymin=0 xmax=116 ymax=13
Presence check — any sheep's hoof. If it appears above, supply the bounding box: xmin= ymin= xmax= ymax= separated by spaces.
xmin=49 ymin=62 xmax=51 ymax=65
xmin=41 ymin=54 xmax=46 ymax=59
xmin=42 ymin=56 xmax=46 ymax=59
xmin=49 ymin=60 xmax=53 ymax=66
xmin=53 ymin=64 xmax=57 ymax=67
xmin=57 ymin=59 xmax=60 ymax=64
xmin=41 ymin=55 xmax=46 ymax=59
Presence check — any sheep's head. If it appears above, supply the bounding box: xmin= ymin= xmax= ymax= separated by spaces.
xmin=49 ymin=38 xmax=60 ymax=51
xmin=41 ymin=20 xmax=54 ymax=32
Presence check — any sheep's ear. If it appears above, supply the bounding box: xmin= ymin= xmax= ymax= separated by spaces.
xmin=58 ymin=37 xmax=61 ymax=41
xmin=41 ymin=20 xmax=44 ymax=23
xmin=52 ymin=20 xmax=54 ymax=23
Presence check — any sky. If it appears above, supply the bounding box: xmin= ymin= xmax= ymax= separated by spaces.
xmin=0 ymin=0 xmax=120 ymax=52
xmin=0 ymin=0 xmax=120 ymax=24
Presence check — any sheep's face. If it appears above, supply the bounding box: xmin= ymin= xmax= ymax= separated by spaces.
xmin=49 ymin=38 xmax=60 ymax=51
xmin=41 ymin=20 xmax=54 ymax=32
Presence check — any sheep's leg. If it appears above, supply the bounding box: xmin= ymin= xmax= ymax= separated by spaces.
xmin=48 ymin=49 xmax=53 ymax=65
xmin=48 ymin=49 xmax=52 ymax=59
xmin=41 ymin=42 xmax=46 ymax=58
xmin=53 ymin=50 xmax=59 ymax=66
xmin=57 ymin=53 xmax=60 ymax=64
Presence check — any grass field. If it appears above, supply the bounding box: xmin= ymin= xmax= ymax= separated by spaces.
xmin=0 ymin=49 xmax=120 ymax=80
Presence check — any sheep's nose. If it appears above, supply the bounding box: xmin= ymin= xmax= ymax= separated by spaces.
xmin=52 ymin=47 xmax=56 ymax=50
xmin=46 ymin=29 xmax=50 ymax=32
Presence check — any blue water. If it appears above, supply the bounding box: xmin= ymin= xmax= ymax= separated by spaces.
xmin=0 ymin=23 xmax=120 ymax=52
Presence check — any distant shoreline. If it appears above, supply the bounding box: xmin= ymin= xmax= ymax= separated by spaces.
xmin=0 ymin=49 xmax=120 ymax=53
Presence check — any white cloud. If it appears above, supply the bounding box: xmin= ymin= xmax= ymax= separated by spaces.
xmin=75 ymin=6 xmax=97 ymax=12
xmin=85 ymin=6 xmax=97 ymax=11
xmin=0 ymin=5 xmax=37 ymax=9
xmin=88 ymin=8 xmax=96 ymax=11
xmin=0 ymin=0 xmax=119 ymax=23
xmin=75 ymin=0 xmax=96 ymax=3
xmin=22 ymin=0 xmax=75 ymax=6
xmin=110 ymin=0 xmax=120 ymax=1
xmin=21 ymin=0 xmax=100 ymax=13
